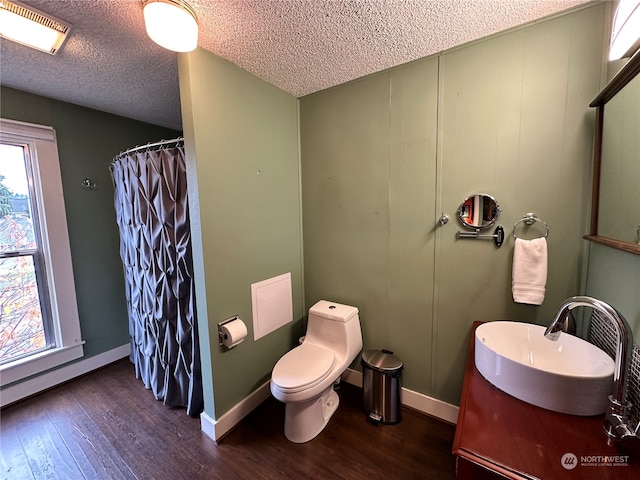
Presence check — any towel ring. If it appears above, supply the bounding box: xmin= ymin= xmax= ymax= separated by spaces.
xmin=513 ymin=213 xmax=549 ymax=239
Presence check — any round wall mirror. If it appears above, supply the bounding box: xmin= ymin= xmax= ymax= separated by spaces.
xmin=457 ymin=194 xmax=501 ymax=230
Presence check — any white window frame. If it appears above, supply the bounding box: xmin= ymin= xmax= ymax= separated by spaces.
xmin=0 ymin=118 xmax=84 ymax=386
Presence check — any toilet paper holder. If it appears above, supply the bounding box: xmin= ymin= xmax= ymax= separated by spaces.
xmin=218 ymin=315 xmax=246 ymax=348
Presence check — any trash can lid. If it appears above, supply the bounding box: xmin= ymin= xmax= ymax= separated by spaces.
xmin=361 ymin=349 xmax=403 ymax=372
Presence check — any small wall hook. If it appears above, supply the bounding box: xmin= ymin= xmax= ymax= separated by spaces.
xmin=81 ymin=178 xmax=96 ymax=190
xmin=438 ymin=213 xmax=450 ymax=226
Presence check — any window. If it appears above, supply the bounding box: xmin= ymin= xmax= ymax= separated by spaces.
xmin=0 ymin=118 xmax=83 ymax=386
xmin=0 ymin=143 xmax=51 ymax=363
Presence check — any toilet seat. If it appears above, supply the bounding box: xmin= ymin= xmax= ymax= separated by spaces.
xmin=272 ymin=343 xmax=335 ymax=393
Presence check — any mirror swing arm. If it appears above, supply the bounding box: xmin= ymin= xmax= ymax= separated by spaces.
xmin=457 ymin=226 xmax=505 ymax=247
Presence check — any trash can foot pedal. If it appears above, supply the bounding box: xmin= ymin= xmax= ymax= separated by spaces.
xmin=367 ymin=412 xmax=382 ymax=425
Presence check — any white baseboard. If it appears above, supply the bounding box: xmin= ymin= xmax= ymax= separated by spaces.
xmin=0 ymin=343 xmax=131 ymax=407
xmin=342 ymin=368 xmax=459 ymax=424
xmin=200 ymin=379 xmax=272 ymax=443
xmin=202 ymin=368 xmax=459 ymax=443
xmin=399 ymin=385 xmax=460 ymax=424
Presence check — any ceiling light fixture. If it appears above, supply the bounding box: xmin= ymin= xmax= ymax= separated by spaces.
xmin=609 ymin=0 xmax=640 ymax=60
xmin=0 ymin=0 xmax=71 ymax=54
xmin=142 ymin=0 xmax=198 ymax=53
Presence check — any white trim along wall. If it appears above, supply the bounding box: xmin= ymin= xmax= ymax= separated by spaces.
xmin=201 ymin=367 xmax=460 ymax=443
xmin=0 ymin=344 xmax=130 ymax=407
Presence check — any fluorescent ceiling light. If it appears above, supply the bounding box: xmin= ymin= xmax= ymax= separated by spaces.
xmin=142 ymin=0 xmax=198 ymax=53
xmin=0 ymin=0 xmax=71 ymax=54
xmin=610 ymin=0 xmax=640 ymax=60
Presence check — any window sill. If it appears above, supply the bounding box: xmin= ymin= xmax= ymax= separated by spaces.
xmin=0 ymin=342 xmax=85 ymax=387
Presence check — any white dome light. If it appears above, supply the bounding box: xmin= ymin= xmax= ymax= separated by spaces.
xmin=142 ymin=0 xmax=198 ymax=53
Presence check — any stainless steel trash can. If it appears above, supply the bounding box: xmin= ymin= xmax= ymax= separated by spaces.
xmin=361 ymin=349 xmax=403 ymax=424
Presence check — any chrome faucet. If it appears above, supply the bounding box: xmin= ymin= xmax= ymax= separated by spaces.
xmin=545 ymin=296 xmax=638 ymax=445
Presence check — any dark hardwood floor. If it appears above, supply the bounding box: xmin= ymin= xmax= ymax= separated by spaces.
xmin=1 ymin=359 xmax=457 ymax=479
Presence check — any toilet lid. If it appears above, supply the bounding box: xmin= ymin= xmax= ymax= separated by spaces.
xmin=272 ymin=343 xmax=335 ymax=393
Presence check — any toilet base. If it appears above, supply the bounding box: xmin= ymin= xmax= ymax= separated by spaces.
xmin=284 ymin=387 xmax=339 ymax=443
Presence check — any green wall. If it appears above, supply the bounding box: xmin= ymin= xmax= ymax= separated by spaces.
xmin=178 ymin=49 xmax=304 ymax=419
xmin=300 ymin=3 xmax=607 ymax=405
xmin=586 ymin=245 xmax=640 ymax=337
xmin=301 ymin=59 xmax=440 ymax=394
xmin=0 ymin=87 xmax=180 ymax=364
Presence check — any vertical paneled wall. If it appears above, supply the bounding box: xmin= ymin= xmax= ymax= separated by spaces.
xmin=300 ymin=3 xmax=606 ymax=405
xmin=301 ymin=59 xmax=439 ymax=395
xmin=433 ymin=5 xmax=606 ymax=402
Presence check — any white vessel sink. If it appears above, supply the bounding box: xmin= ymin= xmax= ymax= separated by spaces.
xmin=475 ymin=321 xmax=615 ymax=416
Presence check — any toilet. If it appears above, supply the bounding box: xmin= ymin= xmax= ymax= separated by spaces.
xmin=270 ymin=300 xmax=363 ymax=443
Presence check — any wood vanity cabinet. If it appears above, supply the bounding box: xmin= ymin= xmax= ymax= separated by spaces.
xmin=453 ymin=322 xmax=639 ymax=480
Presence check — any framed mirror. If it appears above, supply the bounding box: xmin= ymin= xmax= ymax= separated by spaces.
xmin=585 ymin=50 xmax=640 ymax=255
xmin=457 ymin=193 xmax=501 ymax=230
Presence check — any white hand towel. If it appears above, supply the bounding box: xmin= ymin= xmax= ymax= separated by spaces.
xmin=512 ymin=237 xmax=547 ymax=305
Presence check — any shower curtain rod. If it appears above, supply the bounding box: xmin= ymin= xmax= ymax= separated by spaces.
xmin=113 ymin=137 xmax=184 ymax=163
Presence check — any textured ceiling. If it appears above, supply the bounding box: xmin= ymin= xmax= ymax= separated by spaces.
xmin=0 ymin=0 xmax=594 ymax=130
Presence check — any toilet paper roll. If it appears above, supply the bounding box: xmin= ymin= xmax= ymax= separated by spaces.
xmin=221 ymin=318 xmax=248 ymax=348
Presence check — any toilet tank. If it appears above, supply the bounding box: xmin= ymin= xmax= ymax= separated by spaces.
xmin=305 ymin=300 xmax=362 ymax=360
xmin=309 ymin=300 xmax=359 ymax=323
